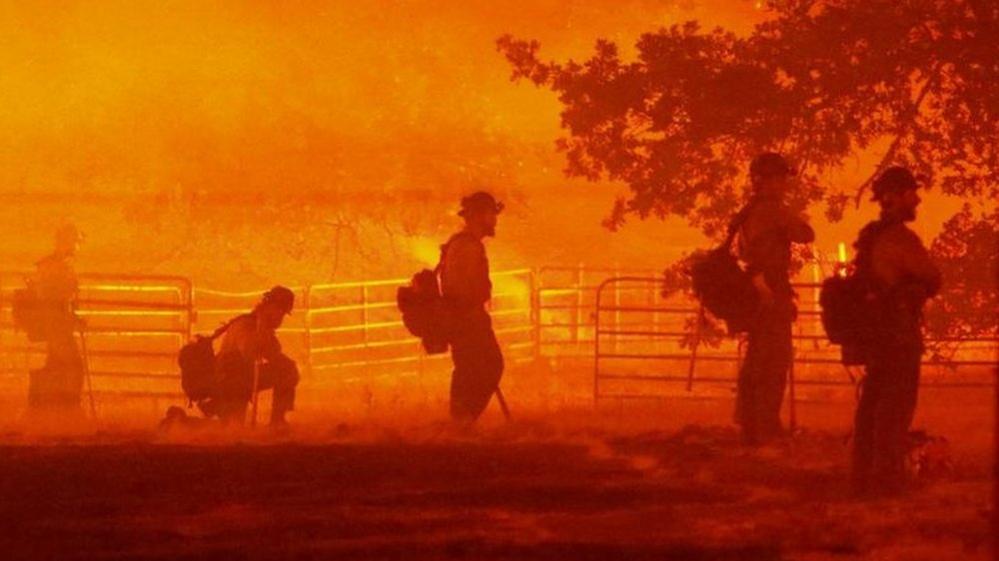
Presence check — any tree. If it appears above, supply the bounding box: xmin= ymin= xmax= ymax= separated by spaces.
xmin=499 ymin=0 xmax=996 ymax=229
xmin=499 ymin=0 xmax=997 ymax=340
xmin=924 ymin=205 xmax=998 ymax=357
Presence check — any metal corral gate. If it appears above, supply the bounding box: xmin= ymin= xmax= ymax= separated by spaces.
xmin=0 ymin=269 xmax=536 ymax=414
xmin=185 ymin=270 xmax=537 ymax=413
xmin=534 ymin=265 xmax=659 ymax=357
xmin=592 ymin=276 xmax=998 ymax=422
xmin=298 ymin=269 xmax=537 ymax=382
xmin=0 ymin=272 xmax=193 ymax=410
xmin=2 ymin=266 xmax=992 ymax=415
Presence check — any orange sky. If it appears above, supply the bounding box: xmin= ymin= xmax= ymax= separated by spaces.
xmin=0 ymin=1 xmax=965 ymax=281
xmin=0 ymin=1 xmax=761 ymax=191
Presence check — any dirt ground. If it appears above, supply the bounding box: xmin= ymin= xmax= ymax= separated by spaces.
xmin=0 ymin=385 xmax=993 ymax=561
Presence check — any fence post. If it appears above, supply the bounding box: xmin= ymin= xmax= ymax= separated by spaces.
xmin=303 ymin=285 xmax=313 ymax=379
xmin=361 ymin=284 xmax=369 ymax=346
xmin=647 ymin=279 xmax=656 ymax=353
xmin=593 ymin=278 xmax=603 ymax=405
xmin=573 ymin=263 xmax=584 ymax=348
xmin=687 ymin=306 xmax=704 ymax=392
xmin=530 ymin=269 xmax=541 ymax=360
xmin=656 ymin=280 xmax=665 ymax=354
xmin=811 ymin=258 xmax=822 ymax=348
xmin=613 ymin=264 xmax=621 ymax=354
xmin=183 ymin=278 xmax=194 ymax=342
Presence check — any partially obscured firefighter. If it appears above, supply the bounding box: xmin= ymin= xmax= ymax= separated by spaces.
xmin=28 ymin=224 xmax=85 ymax=413
xmin=440 ymin=191 xmax=505 ymax=423
xmin=851 ymin=166 xmax=941 ymax=496
xmin=214 ymin=286 xmax=300 ymax=427
xmin=735 ymin=153 xmax=815 ymax=444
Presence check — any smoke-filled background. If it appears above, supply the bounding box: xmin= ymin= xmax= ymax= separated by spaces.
xmin=0 ymin=3 xmax=994 ymax=560
xmin=0 ymin=0 xmax=966 ymax=286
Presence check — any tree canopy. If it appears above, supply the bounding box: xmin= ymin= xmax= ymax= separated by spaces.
xmin=498 ymin=0 xmax=997 ymax=233
xmin=499 ymin=0 xmax=997 ymax=340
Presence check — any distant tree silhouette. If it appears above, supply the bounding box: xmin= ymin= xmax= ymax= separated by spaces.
xmin=924 ymin=205 xmax=998 ymax=358
xmin=499 ymin=0 xmax=997 ymax=341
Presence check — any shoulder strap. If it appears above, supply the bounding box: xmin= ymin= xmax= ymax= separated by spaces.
xmin=721 ymin=201 xmax=756 ymax=251
xmin=435 ymin=231 xmax=474 ymax=274
xmin=853 ymin=219 xmax=892 ymax=274
xmin=208 ymin=313 xmax=253 ymax=341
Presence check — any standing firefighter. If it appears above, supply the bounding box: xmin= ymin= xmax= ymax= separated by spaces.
xmin=851 ymin=167 xmax=941 ymax=495
xmin=735 ymin=153 xmax=815 ymax=444
xmin=28 ymin=224 xmax=85 ymax=414
xmin=441 ymin=191 xmax=505 ymax=423
xmin=214 ymin=286 xmax=300 ymax=428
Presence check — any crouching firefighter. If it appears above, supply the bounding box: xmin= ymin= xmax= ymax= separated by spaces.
xmin=441 ymin=192 xmax=506 ymax=424
xmin=207 ymin=286 xmax=299 ymax=427
xmin=849 ymin=167 xmax=941 ymax=495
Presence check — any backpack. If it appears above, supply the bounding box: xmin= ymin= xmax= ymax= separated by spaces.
xmin=178 ymin=314 xmax=248 ymax=403
xmin=819 ymin=273 xmax=877 ymax=345
xmin=819 ymin=274 xmax=880 ymax=364
xmin=397 ymin=235 xmax=466 ymax=354
xmin=819 ymin=220 xmax=889 ymax=364
xmin=687 ymin=204 xmax=757 ymax=334
xmin=12 ymin=283 xmax=53 ymax=343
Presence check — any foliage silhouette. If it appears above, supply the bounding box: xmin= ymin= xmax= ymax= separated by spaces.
xmin=499 ymin=0 xmax=997 ymax=341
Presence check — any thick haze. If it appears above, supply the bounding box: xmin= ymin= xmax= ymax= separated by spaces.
xmin=0 ymin=1 xmax=953 ymax=285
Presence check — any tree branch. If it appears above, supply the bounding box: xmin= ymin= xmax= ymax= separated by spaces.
xmin=853 ymin=133 xmax=904 ymax=207
xmin=853 ymin=67 xmax=940 ymax=206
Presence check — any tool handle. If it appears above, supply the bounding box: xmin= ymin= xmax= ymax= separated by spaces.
xmin=494 ymin=386 xmax=511 ymax=421
xmin=250 ymin=359 xmax=261 ymax=427
xmin=77 ymin=327 xmax=97 ymax=420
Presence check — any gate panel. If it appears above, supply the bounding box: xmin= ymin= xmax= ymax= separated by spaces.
xmin=593 ymin=275 xmax=997 ymax=409
xmin=0 ymin=272 xmax=193 ymax=412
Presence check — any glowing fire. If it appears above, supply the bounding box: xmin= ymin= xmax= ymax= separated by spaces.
xmin=409 ymin=238 xmax=443 ymax=269
xmin=836 ymin=242 xmax=849 ymax=277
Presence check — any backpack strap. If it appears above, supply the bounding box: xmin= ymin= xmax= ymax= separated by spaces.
xmin=435 ymin=231 xmax=475 ymax=274
xmin=207 ymin=313 xmax=253 ymax=341
xmin=721 ymin=201 xmax=756 ymax=252
xmin=851 ymin=218 xmax=902 ymax=295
